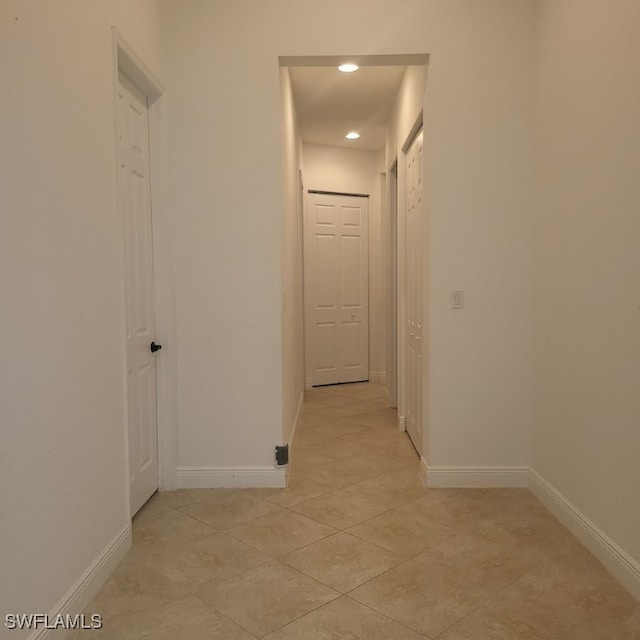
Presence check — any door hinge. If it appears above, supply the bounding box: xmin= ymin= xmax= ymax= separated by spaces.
xmin=275 ymin=444 xmax=289 ymax=466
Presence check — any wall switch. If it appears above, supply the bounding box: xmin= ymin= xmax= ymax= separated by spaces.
xmin=452 ymin=290 xmax=464 ymax=309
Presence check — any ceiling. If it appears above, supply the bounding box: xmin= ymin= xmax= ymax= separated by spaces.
xmin=288 ymin=65 xmax=407 ymax=152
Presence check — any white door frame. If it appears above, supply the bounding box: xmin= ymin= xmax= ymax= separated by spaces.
xmin=396 ymin=114 xmax=426 ymax=451
xmin=387 ymin=159 xmax=398 ymax=409
xmin=112 ymin=30 xmax=178 ymax=507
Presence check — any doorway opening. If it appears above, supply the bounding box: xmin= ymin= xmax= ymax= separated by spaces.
xmin=114 ymin=30 xmax=177 ymax=516
xmin=279 ymin=54 xmax=429 ymax=464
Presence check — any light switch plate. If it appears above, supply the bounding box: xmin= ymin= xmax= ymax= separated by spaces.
xmin=452 ymin=290 xmax=464 ymax=309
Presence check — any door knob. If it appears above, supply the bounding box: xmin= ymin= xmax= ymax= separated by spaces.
xmin=150 ymin=341 xmax=162 ymax=353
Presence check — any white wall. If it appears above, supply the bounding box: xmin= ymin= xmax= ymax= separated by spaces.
xmin=0 ymin=0 xmax=164 ymax=635
xmin=302 ymin=143 xmax=387 ymax=382
xmin=424 ymin=3 xmax=536 ymax=469
xmin=534 ymin=0 xmax=640 ymax=569
xmin=158 ymin=0 xmax=537 ymax=483
xmin=280 ymin=68 xmax=305 ymax=445
xmin=303 ymin=144 xmax=379 ymax=196
xmin=159 ymin=2 xmax=284 ymax=473
xmin=387 ymin=33 xmax=536 ymax=469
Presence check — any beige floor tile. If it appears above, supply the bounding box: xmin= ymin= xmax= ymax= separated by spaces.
xmin=473 ymin=501 xmax=579 ymax=557
xmin=350 ymin=558 xmax=479 ymax=637
xmin=288 ymin=489 xmax=391 ymax=529
xmin=293 ymin=459 xmax=378 ymax=490
xmin=338 ymin=450 xmax=418 ymax=475
xmin=303 ymin=387 xmax=331 ymax=399
xmin=612 ymin=608 xmax=640 ymax=640
xmin=303 ymin=421 xmax=371 ymax=440
xmin=154 ymin=488 xmax=239 ymax=509
xmin=350 ymin=534 xmax=534 ymax=637
xmin=179 ymin=491 xmax=281 ymax=529
xmin=259 ymin=479 xmax=333 ymax=507
xmin=297 ymin=436 xmax=384 ymax=461
xmin=322 ymin=452 xmax=398 ymax=477
xmin=417 ymin=532 xmax=537 ymax=591
xmin=304 ymin=404 xmax=369 ymax=420
xmin=341 ymin=408 xmax=399 ymax=428
xmin=345 ymin=499 xmax=458 ymax=556
xmin=131 ymin=531 xmax=271 ymax=589
xmin=67 ymin=596 xmax=256 ymax=640
xmin=442 ymin=568 xmax=639 ymax=640
xmin=262 ymin=596 xmax=426 ymax=640
xmin=329 ymin=382 xmax=386 ymax=400
xmin=327 ymin=399 xmax=389 ymax=417
xmin=293 ymin=431 xmax=332 ymax=448
xmin=509 ymin=562 xmax=639 ymax=639
xmin=89 ymin=554 xmax=190 ymax=623
xmin=197 ymin=561 xmax=339 ymax=637
xmin=133 ymin=509 xmax=216 ymax=546
xmin=282 ymin=531 xmax=405 ymax=593
xmin=287 ymin=445 xmax=331 ymax=467
xmin=298 ymin=417 xmax=332 ymax=432
xmin=304 ymin=393 xmax=355 ymax=408
xmin=343 ymin=469 xmax=427 ymax=508
xmin=437 ymin=590 xmax=575 ymax=640
xmin=408 ymin=488 xmax=515 ymax=532
xmin=224 ymin=509 xmax=336 ymax=556
xmin=339 ymin=428 xmax=419 ymax=458
xmin=547 ymin=535 xmax=614 ymax=574
xmin=482 ymin=487 xmax=545 ymax=508
xmin=68 ymin=382 xmax=639 ymax=640
xmin=313 ymin=454 xmax=384 ymax=479
xmin=132 ymin=491 xmax=174 ymax=526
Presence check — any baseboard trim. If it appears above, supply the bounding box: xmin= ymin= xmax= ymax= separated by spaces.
xmin=369 ymin=371 xmax=387 ymax=385
xmin=31 ymin=524 xmax=131 ymax=639
xmin=530 ymin=469 xmax=640 ymax=600
xmin=422 ymin=460 xmax=530 ymax=488
xmin=176 ymin=466 xmax=286 ymax=489
xmin=397 ymin=414 xmax=406 ymax=432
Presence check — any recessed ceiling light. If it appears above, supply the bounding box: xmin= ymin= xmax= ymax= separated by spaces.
xmin=338 ymin=63 xmax=359 ymax=73
xmin=345 ymin=131 xmax=360 ymax=140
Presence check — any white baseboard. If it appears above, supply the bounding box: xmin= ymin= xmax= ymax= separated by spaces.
xmin=369 ymin=371 xmax=387 ymax=384
xmin=30 ymin=524 xmax=131 ymax=639
xmin=176 ymin=466 xmax=286 ymax=489
xmin=397 ymin=414 xmax=406 ymax=432
xmin=422 ymin=460 xmax=530 ymax=488
xmin=530 ymin=469 xmax=640 ymax=600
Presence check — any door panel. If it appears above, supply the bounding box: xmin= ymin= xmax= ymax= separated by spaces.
xmin=304 ymin=193 xmax=369 ymax=386
xmin=118 ymin=72 xmax=159 ymax=516
xmin=406 ymin=130 xmax=424 ymax=455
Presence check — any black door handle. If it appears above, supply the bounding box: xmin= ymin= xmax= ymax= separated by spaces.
xmin=150 ymin=341 xmax=162 ymax=353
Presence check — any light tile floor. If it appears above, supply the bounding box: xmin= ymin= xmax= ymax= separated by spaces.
xmin=69 ymin=382 xmax=639 ymax=639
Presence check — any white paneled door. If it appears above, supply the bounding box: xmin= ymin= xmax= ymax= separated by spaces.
xmin=405 ymin=130 xmax=424 ymax=455
xmin=304 ymin=192 xmax=369 ymax=386
xmin=117 ymin=72 xmax=159 ymax=516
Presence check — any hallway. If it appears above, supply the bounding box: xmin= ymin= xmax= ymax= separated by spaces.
xmin=69 ymin=383 xmax=639 ymax=639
